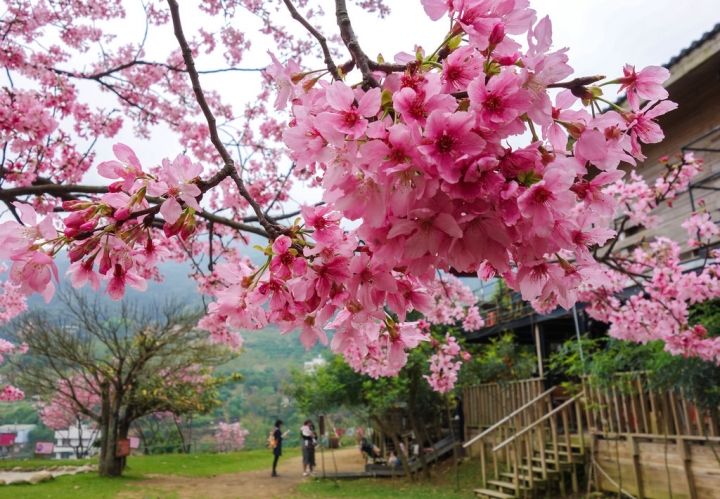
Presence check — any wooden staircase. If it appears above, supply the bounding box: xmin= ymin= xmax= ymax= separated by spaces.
xmin=463 ymin=389 xmax=588 ymax=499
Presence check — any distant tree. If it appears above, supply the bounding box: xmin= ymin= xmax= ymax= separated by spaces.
xmin=28 ymin=423 xmax=55 ymax=444
xmin=3 ymin=291 xmax=237 ymax=476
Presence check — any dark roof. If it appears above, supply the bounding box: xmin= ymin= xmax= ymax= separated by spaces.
xmin=664 ymin=22 xmax=720 ymax=69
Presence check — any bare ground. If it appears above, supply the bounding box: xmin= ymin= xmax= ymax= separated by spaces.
xmin=122 ymin=447 xmax=366 ymax=499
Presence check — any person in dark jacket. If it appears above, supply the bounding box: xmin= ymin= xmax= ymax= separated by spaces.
xmin=271 ymin=419 xmax=289 ymax=477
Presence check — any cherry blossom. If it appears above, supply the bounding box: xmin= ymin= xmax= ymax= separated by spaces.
xmin=3 ymin=0 xmax=713 ymax=386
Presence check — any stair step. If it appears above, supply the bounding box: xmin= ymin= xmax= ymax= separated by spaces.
xmin=541 ymin=450 xmax=572 ymax=456
xmin=555 ymin=443 xmax=583 ymax=450
xmin=519 ymin=464 xmax=556 ymax=474
xmin=529 ymin=457 xmax=573 ymax=468
xmin=474 ymin=488 xmax=516 ymax=499
xmin=491 ymin=477 xmax=547 ymax=488
xmin=487 ymin=480 xmax=519 ymax=490
xmin=500 ymin=472 xmax=555 ymax=482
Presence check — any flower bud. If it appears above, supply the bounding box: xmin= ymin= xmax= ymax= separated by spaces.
xmin=63 ymin=227 xmax=81 ymax=239
xmin=108 ymin=181 xmax=124 ymax=193
xmin=62 ymin=200 xmax=90 ymax=212
xmin=489 ymin=22 xmax=506 ymax=47
xmin=79 ymin=219 xmax=98 ymax=232
xmin=114 ymin=206 xmax=131 ymax=221
xmin=98 ymin=251 xmax=112 ymax=275
xmin=180 ymin=212 xmax=197 ymax=241
xmin=163 ymin=211 xmax=188 ymax=239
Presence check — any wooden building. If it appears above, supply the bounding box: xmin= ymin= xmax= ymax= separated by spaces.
xmin=462 ymin=23 xmax=720 ymax=499
xmin=463 ymin=21 xmax=720 ymax=386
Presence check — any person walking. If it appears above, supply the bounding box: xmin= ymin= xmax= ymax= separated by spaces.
xmin=300 ymin=419 xmax=317 ymax=476
xmin=271 ymin=419 xmax=289 ymax=477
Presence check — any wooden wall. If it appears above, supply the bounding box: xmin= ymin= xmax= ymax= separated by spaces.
xmin=593 ymin=435 xmax=720 ymax=499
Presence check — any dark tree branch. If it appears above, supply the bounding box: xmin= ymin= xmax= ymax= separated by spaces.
xmin=546 ymin=75 xmax=605 ymax=89
xmin=198 ymin=209 xmax=270 ymax=238
xmin=167 ymin=0 xmax=282 ymax=239
xmin=282 ymin=0 xmax=342 ymax=81
xmin=367 ymin=60 xmax=408 ymax=73
xmin=335 ymin=0 xmax=380 ymax=89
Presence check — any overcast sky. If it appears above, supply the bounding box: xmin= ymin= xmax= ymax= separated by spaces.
xmin=103 ymin=0 xmax=720 ymax=171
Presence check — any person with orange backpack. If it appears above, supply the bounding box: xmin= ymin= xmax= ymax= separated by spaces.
xmin=269 ymin=419 xmax=289 ymax=477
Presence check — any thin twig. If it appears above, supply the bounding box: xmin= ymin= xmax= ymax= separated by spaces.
xmin=282 ymin=0 xmax=342 ymax=81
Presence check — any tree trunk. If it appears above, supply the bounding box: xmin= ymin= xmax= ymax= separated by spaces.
xmin=99 ymin=411 xmax=124 ymax=476
xmin=373 ymin=415 xmax=413 ymax=481
xmin=98 ymin=391 xmax=126 ymax=477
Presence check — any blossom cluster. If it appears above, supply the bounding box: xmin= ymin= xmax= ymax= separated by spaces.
xmin=0 ymin=334 xmax=27 ymax=402
xmin=0 ymin=264 xmax=29 ymax=401
xmin=570 ymin=155 xmax=720 ymax=363
xmin=583 ymin=238 xmax=720 ymax=362
xmin=215 ymin=421 xmax=249 ymax=453
xmin=424 ymin=334 xmax=471 ymax=393
xmin=36 ymin=377 xmax=101 ymax=429
xmin=257 ymin=0 xmax=675 ymax=373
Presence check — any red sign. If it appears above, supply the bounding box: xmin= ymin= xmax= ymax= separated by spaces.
xmin=34 ymin=442 xmax=54 ymax=455
xmin=116 ymin=439 xmax=130 ymax=457
xmin=129 ymin=437 xmax=140 ymax=449
xmin=0 ymin=433 xmax=15 ymax=446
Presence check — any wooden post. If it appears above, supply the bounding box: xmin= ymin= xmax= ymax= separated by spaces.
xmin=679 ymin=438 xmax=698 ymax=499
xmin=637 ymin=377 xmax=650 ymax=434
xmin=534 ymin=323 xmax=544 ymax=378
xmin=562 ymin=406 xmax=578 ymax=493
xmin=480 ymin=435 xmax=487 ymax=487
xmin=628 ymin=435 xmax=645 ymax=499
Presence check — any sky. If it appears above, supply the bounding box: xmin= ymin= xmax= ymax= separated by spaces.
xmin=83 ymin=0 xmax=720 ymax=172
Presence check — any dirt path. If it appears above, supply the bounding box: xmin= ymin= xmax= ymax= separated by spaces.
xmin=124 ymin=447 xmax=366 ymax=499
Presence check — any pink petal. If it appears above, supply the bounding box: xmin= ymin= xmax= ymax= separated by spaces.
xmin=13 ymin=202 xmax=37 ymax=226
xmin=160 ymin=197 xmax=182 ymax=225
xmin=113 ymin=143 xmax=142 ymax=169
xmin=326 ymin=81 xmax=354 ymax=111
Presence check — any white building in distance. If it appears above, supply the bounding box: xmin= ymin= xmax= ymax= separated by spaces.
xmin=54 ymin=425 xmax=99 ymax=460
xmin=303 ymin=355 xmax=327 ymax=374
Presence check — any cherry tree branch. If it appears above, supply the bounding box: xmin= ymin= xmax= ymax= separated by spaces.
xmin=282 ymin=0 xmax=342 ymax=81
xmin=167 ymin=0 xmax=283 ymax=240
xmin=367 ymin=60 xmax=408 ymax=73
xmin=335 ymin=0 xmax=380 ymax=89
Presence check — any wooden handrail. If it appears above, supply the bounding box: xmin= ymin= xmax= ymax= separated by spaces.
xmin=492 ymin=392 xmax=584 ymax=452
xmin=463 ymin=386 xmax=556 ymax=448
xmin=593 ymin=431 xmax=720 ymax=442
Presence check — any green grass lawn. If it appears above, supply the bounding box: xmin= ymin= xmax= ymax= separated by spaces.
xmin=123 ymin=447 xmax=300 ymax=477
xmin=2 ymin=448 xmax=300 ymax=499
xmin=296 ymin=457 xmax=483 ymax=499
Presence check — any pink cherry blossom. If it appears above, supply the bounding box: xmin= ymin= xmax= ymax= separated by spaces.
xmin=617 ymin=64 xmax=670 ymax=109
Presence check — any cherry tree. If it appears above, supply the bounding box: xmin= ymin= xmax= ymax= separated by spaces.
xmin=215 ymin=421 xmax=249 ymax=453
xmin=36 ymin=376 xmax=101 ymax=458
xmin=1 ymin=0 xmax=714 ymax=401
xmin=3 ymin=292 xmax=235 ymax=476
xmin=0 ymin=262 xmax=27 ymax=401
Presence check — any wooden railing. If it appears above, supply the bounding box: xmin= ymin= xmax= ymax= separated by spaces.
xmin=464 ymin=378 xmax=546 ymax=430
xmin=464 ymin=386 xmax=556 ymax=449
xmin=464 ymin=386 xmax=587 ymax=496
xmin=583 ymin=373 xmax=720 ymax=438
xmin=464 ymin=372 xmax=720 ymax=498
